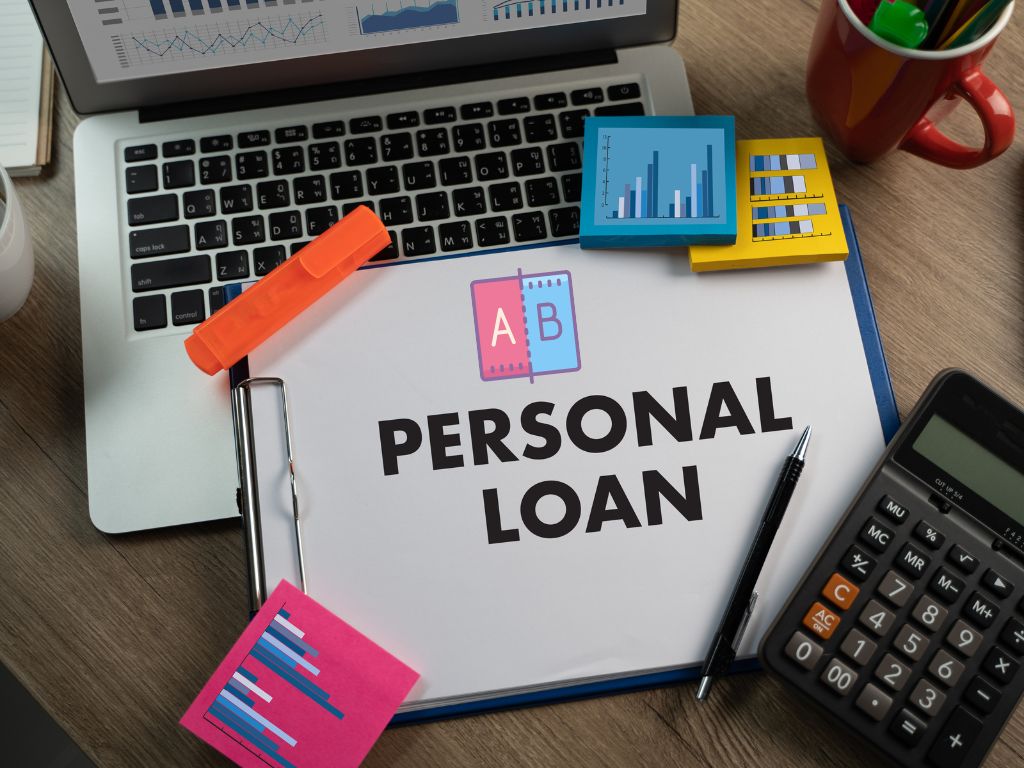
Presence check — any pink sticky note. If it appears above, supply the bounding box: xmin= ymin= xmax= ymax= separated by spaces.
xmin=181 ymin=580 xmax=418 ymax=768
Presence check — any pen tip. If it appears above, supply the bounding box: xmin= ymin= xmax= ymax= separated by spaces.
xmin=793 ymin=426 xmax=812 ymax=461
xmin=696 ymin=676 xmax=713 ymax=701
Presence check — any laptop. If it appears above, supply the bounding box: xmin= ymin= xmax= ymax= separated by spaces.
xmin=31 ymin=0 xmax=691 ymax=533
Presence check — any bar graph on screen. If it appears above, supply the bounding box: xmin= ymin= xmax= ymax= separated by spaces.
xmin=139 ymin=0 xmax=326 ymax=21
xmin=489 ymin=0 xmax=623 ymax=21
xmin=355 ymin=0 xmax=460 ymax=35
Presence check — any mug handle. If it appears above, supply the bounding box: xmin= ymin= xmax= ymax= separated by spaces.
xmin=900 ymin=67 xmax=1015 ymax=169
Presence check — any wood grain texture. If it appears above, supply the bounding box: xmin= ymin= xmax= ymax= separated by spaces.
xmin=0 ymin=1 xmax=1022 ymax=765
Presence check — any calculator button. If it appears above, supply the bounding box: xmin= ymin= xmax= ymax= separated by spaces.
xmin=890 ymin=708 xmax=926 ymax=746
xmin=1001 ymin=617 xmax=1024 ymax=654
xmin=819 ymin=658 xmax=858 ymax=696
xmin=877 ymin=494 xmax=910 ymax=524
xmin=859 ymin=517 xmax=894 ymax=552
xmin=946 ymin=544 xmax=978 ymax=574
xmin=896 ymin=542 xmax=931 ymax=579
xmin=893 ymin=625 xmax=930 ymax=661
xmin=874 ymin=652 xmax=912 ymax=691
xmin=981 ymin=568 xmax=1014 ymax=599
xmin=909 ymin=678 xmax=947 ymax=717
xmin=859 ymin=599 xmax=895 ymax=636
xmin=927 ymin=707 xmax=983 ymax=768
xmin=963 ymin=675 xmax=1000 ymax=714
xmin=855 ymin=683 xmax=892 ymax=721
xmin=877 ymin=569 xmax=914 ymax=607
xmin=840 ymin=545 xmax=877 ymax=583
xmin=945 ymin=619 xmax=983 ymax=657
xmin=913 ymin=521 xmax=945 ymax=550
xmin=840 ymin=628 xmax=877 ymax=665
xmin=928 ymin=568 xmax=966 ymax=605
xmin=982 ymin=646 xmax=1018 ymax=684
xmin=783 ymin=631 xmax=823 ymax=670
xmin=822 ymin=572 xmax=860 ymax=610
xmin=963 ymin=591 xmax=998 ymax=628
xmin=912 ymin=595 xmax=948 ymax=631
xmin=929 ymin=649 xmax=966 ymax=687
xmin=802 ymin=601 xmax=841 ymax=640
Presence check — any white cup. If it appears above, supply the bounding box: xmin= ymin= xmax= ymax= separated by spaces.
xmin=0 ymin=165 xmax=34 ymax=321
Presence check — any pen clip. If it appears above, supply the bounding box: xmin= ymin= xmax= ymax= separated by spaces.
xmin=731 ymin=591 xmax=758 ymax=649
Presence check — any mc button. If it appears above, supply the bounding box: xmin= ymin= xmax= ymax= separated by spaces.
xmin=803 ymin=601 xmax=841 ymax=640
xmin=859 ymin=518 xmax=894 ymax=553
xmin=823 ymin=572 xmax=860 ymax=610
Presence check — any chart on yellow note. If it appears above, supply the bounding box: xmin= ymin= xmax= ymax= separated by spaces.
xmin=67 ymin=0 xmax=645 ymax=83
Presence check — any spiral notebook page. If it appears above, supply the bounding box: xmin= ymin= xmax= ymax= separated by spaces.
xmin=0 ymin=0 xmax=44 ymax=172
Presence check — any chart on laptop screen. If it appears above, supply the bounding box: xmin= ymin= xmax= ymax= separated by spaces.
xmin=67 ymin=0 xmax=646 ymax=83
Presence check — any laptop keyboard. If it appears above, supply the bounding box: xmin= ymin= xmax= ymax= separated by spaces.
xmin=122 ymin=79 xmax=646 ymax=334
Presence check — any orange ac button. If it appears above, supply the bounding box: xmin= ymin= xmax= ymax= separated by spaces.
xmin=802 ymin=601 xmax=841 ymax=640
xmin=823 ymin=572 xmax=860 ymax=610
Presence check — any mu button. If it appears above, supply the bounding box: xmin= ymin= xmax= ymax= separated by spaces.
xmin=822 ymin=572 xmax=860 ymax=610
xmin=803 ymin=601 xmax=841 ymax=640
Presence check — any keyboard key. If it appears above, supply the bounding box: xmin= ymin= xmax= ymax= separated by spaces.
xmin=487 ymin=119 xmax=521 ymax=148
xmin=929 ymin=649 xmax=966 ymax=686
xmin=236 ymin=151 xmax=268 ymax=180
xmin=272 ymin=146 xmax=305 ymax=175
xmin=983 ymin=646 xmax=1018 ymax=683
xmin=163 ymin=160 xmax=195 ymax=189
xmin=1002 ymin=617 xmax=1024 ymax=654
xmin=415 ymin=191 xmax=450 ymax=221
xmin=330 ymin=170 xmax=363 ymax=200
xmin=366 ymin=166 xmax=400 ymax=195
xmin=305 ymin=206 xmax=338 ymax=237
xmin=877 ymin=569 xmax=914 ymax=607
xmin=257 ymin=180 xmax=290 ymax=209
xmin=369 ymin=230 xmax=399 ymax=262
xmin=127 ymin=194 xmax=178 ymax=226
xmin=889 ymin=708 xmax=926 ymax=747
xmin=822 ymin=572 xmax=859 ymax=610
xmin=475 ymin=215 xmax=510 ymax=247
xmin=928 ymin=707 xmax=983 ymax=768
xmin=423 ymin=106 xmax=456 ymax=124
xmin=269 ymin=211 xmax=302 ymax=241
xmin=547 ymin=142 xmax=582 ymax=172
xmin=312 ymin=121 xmax=345 ymax=138
xmin=402 ymin=161 xmax=436 ymax=190
xmin=386 ymin=111 xmax=419 ymax=129
xmin=342 ymin=200 xmax=375 ymax=215
xmin=910 ymin=678 xmax=947 ymax=717
xmin=293 ymin=175 xmax=327 ymax=205
xmin=534 ymin=92 xmax=567 ymax=110
xmin=379 ymin=196 xmax=413 ymax=226
xmin=344 ymin=137 xmax=378 ymax=165
xmin=162 ymin=139 xmax=195 ymax=157
xmin=526 ymin=177 xmax=560 ymax=207
xmin=350 ymin=116 xmax=383 ymax=134
xmin=453 ymin=124 xmax=485 ymax=152
xmin=511 ymin=211 xmax=546 ymax=242
xmin=859 ymin=517 xmax=894 ymax=552
xmin=401 ymin=226 xmax=436 ymax=257
xmin=308 ymin=141 xmax=341 ymax=171
xmin=893 ymin=625 xmax=929 ymax=661
xmin=220 ymin=184 xmax=253 ymax=214
xmin=559 ymin=109 xmax=589 ymax=139
xmin=194 ymin=220 xmax=228 ymax=250
xmin=855 ymin=683 xmax=892 ymax=721
xmin=199 ymin=155 xmax=232 ymax=184
xmin=896 ymin=542 xmax=930 ymax=578
xmin=840 ymin=628 xmax=877 ymax=665
xmin=460 ymin=102 xmax=493 ymax=120
xmin=200 ymin=135 xmax=233 ymax=153
xmin=913 ymin=521 xmax=945 ymax=549
xmin=452 ymin=186 xmax=485 ymax=217
xmin=964 ymin=591 xmax=999 ymax=628
xmin=253 ymin=245 xmax=287 ymax=277
xmin=803 ymin=601 xmax=841 ymax=640
xmin=561 ymin=172 xmax=582 ymax=203
xmin=489 ymin=181 xmax=523 ymax=212
xmin=132 ymin=295 xmax=166 ymax=331
xmin=290 ymin=240 xmax=313 ymax=255
xmin=232 ymin=215 xmax=265 ymax=245
xmin=913 ymin=594 xmax=949 ymax=631
xmin=947 ymin=544 xmax=979 ymax=574
xmin=607 ymin=82 xmax=641 ymax=101
xmin=170 ymin=289 xmax=205 ymax=326
xmin=595 ymin=102 xmax=645 ymax=116
xmin=946 ymin=620 xmax=983 ymax=657
xmin=183 ymin=189 xmax=216 ymax=219
xmin=275 ymin=125 xmax=307 ymax=144
xmin=439 ymin=220 xmax=473 ymax=252
xmin=859 ymin=599 xmax=895 ymax=636
xmin=131 ymin=255 xmax=211 ymax=292
xmin=124 ymin=144 xmax=157 ymax=162
xmin=216 ymin=250 xmax=249 ymax=281
xmin=439 ymin=156 xmax=472 ymax=186
xmin=381 ymin=132 xmax=414 ymax=162
xmin=874 ymin=653 xmax=911 ymax=691
xmin=839 ymin=544 xmax=876 ymax=582
xmin=474 ymin=152 xmax=508 ymax=181
xmin=208 ymin=286 xmax=224 ymax=313
xmin=963 ymin=676 xmax=1000 ymax=713
xmin=819 ymin=657 xmax=857 ymax=696
xmin=129 ymin=225 xmax=190 ymax=259
xmin=417 ymin=128 xmax=450 ymax=156
xmin=982 ymin=568 xmax=1014 ymax=599
xmin=237 ymin=130 xmax=270 ymax=148
xmin=570 ymin=87 xmax=604 ymax=105
xmin=548 ymin=206 xmax=580 ymax=237
xmin=929 ymin=568 xmax=966 ymax=604
xmin=511 ymin=147 xmax=545 ymax=177
xmin=125 ymin=165 xmax=158 ymax=194
xmin=877 ymin=494 xmax=910 ymax=524
xmin=497 ymin=97 xmax=530 ymax=114
xmin=524 ymin=114 xmax=558 ymax=143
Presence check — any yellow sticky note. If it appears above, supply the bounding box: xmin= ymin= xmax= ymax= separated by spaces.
xmin=689 ymin=138 xmax=848 ymax=272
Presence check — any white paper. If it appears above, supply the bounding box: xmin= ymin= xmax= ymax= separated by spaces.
xmin=0 ymin=0 xmax=43 ymax=170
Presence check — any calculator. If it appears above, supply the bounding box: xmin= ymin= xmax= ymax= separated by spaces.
xmin=760 ymin=370 xmax=1024 ymax=768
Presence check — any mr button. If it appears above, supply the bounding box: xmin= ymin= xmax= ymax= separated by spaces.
xmin=803 ymin=602 xmax=841 ymax=640
xmin=823 ymin=573 xmax=860 ymax=610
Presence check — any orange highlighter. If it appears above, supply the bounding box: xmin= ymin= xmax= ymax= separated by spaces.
xmin=184 ymin=205 xmax=390 ymax=375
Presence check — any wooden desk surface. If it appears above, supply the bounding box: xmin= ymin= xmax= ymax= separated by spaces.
xmin=2 ymin=2 xmax=1023 ymax=765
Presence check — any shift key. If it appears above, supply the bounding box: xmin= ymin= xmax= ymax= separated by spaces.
xmin=129 ymin=225 xmax=190 ymax=259
xmin=127 ymin=194 xmax=178 ymax=226
xmin=131 ymin=255 xmax=211 ymax=292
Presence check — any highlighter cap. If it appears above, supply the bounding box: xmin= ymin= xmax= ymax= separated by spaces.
xmin=870 ymin=0 xmax=929 ymax=49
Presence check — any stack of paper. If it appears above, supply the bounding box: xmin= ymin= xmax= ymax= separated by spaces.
xmin=0 ymin=0 xmax=54 ymax=177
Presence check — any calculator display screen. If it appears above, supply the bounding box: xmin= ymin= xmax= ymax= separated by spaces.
xmin=913 ymin=415 xmax=1024 ymax=525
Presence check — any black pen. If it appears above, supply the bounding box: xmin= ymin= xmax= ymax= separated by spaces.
xmin=696 ymin=425 xmax=812 ymax=702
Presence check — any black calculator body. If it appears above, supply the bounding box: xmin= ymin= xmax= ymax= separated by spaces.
xmin=760 ymin=370 xmax=1024 ymax=768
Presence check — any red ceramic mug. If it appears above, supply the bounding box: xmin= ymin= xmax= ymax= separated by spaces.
xmin=807 ymin=0 xmax=1015 ymax=168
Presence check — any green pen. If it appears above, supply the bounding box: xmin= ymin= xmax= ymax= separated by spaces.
xmin=870 ymin=0 xmax=930 ymax=49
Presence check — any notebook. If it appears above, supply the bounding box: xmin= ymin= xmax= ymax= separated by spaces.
xmin=233 ymin=206 xmax=898 ymax=721
xmin=0 ymin=0 xmax=54 ymax=177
